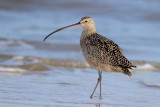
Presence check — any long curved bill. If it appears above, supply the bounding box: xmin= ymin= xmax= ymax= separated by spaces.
xmin=43 ymin=22 xmax=81 ymax=41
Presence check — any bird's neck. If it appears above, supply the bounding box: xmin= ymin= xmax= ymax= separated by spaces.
xmin=82 ymin=27 xmax=96 ymax=37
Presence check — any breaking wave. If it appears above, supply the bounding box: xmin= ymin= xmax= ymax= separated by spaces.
xmin=0 ymin=38 xmax=160 ymax=73
xmin=0 ymin=54 xmax=159 ymax=73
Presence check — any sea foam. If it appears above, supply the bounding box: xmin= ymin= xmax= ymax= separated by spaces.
xmin=0 ymin=67 xmax=26 ymax=73
xmin=136 ymin=63 xmax=155 ymax=70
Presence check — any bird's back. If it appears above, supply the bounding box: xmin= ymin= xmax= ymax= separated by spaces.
xmin=80 ymin=33 xmax=135 ymax=76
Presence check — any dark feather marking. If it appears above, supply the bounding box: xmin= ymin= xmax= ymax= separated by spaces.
xmin=80 ymin=33 xmax=136 ymax=75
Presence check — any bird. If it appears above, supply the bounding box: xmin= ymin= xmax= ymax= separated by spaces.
xmin=43 ymin=16 xmax=136 ymax=99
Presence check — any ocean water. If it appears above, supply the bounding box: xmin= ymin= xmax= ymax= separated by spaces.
xmin=0 ymin=0 xmax=160 ymax=107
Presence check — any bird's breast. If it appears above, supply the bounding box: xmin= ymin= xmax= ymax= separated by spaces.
xmin=80 ymin=34 xmax=102 ymax=67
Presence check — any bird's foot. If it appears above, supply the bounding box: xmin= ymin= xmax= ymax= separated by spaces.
xmin=90 ymin=95 xmax=102 ymax=99
xmin=90 ymin=95 xmax=94 ymax=99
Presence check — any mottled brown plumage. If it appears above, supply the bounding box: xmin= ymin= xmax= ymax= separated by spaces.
xmin=80 ymin=17 xmax=135 ymax=76
xmin=80 ymin=32 xmax=135 ymax=76
xmin=44 ymin=16 xmax=136 ymax=99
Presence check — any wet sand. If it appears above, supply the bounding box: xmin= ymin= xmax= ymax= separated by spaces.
xmin=0 ymin=67 xmax=160 ymax=107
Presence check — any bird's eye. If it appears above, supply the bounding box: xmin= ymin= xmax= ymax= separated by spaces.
xmin=85 ymin=20 xmax=88 ymax=23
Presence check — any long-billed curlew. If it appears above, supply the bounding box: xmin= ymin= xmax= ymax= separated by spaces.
xmin=44 ymin=16 xmax=136 ymax=99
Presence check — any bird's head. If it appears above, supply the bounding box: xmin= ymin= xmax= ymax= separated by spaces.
xmin=43 ymin=16 xmax=95 ymax=41
xmin=79 ymin=16 xmax=95 ymax=29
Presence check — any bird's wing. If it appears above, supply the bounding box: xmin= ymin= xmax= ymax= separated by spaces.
xmin=88 ymin=33 xmax=134 ymax=68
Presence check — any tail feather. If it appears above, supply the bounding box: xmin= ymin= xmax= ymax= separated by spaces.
xmin=131 ymin=65 xmax=136 ymax=68
xmin=122 ymin=68 xmax=132 ymax=76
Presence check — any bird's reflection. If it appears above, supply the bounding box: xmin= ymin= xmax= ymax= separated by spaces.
xmin=96 ymin=103 xmax=101 ymax=107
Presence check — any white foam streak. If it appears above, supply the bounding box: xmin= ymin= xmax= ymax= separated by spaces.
xmin=137 ymin=63 xmax=155 ymax=70
xmin=0 ymin=67 xmax=26 ymax=73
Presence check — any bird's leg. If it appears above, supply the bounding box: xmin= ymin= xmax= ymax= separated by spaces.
xmin=90 ymin=70 xmax=102 ymax=99
xmin=99 ymin=71 xmax=102 ymax=99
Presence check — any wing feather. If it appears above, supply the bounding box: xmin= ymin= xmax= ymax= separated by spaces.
xmin=87 ymin=33 xmax=135 ymax=68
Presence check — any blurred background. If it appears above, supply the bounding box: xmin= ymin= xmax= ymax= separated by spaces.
xmin=0 ymin=0 xmax=160 ymax=107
